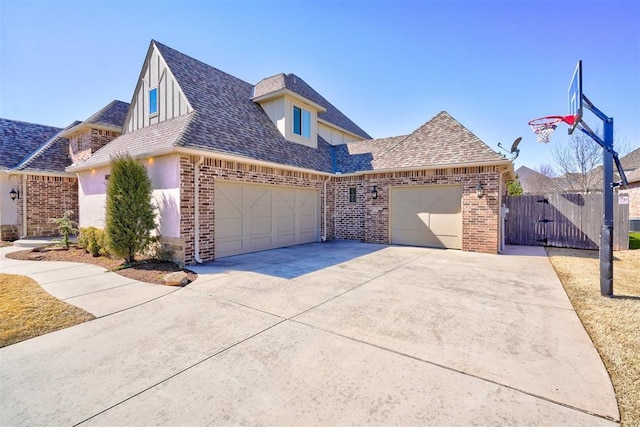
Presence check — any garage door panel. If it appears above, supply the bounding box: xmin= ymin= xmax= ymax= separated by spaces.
xmin=215 ymin=182 xmax=319 ymax=258
xmin=391 ymin=185 xmax=462 ymax=250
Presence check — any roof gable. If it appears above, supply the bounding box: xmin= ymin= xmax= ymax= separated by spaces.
xmin=0 ymin=118 xmax=61 ymax=169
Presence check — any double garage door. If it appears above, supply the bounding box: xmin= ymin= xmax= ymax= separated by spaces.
xmin=215 ymin=182 xmax=320 ymax=258
xmin=390 ymin=185 xmax=462 ymax=250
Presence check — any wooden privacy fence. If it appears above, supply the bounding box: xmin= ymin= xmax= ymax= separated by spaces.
xmin=505 ymin=193 xmax=629 ymax=250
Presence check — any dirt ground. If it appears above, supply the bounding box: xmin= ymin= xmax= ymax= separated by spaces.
xmin=6 ymin=246 xmax=197 ymax=285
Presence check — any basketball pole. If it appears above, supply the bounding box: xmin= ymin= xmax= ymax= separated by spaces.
xmin=577 ymin=96 xmax=615 ymax=296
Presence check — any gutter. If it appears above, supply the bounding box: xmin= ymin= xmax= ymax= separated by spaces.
xmin=193 ymin=156 xmax=205 ymax=263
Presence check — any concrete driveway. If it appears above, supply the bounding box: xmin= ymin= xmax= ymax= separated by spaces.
xmin=0 ymin=241 xmax=618 ymax=425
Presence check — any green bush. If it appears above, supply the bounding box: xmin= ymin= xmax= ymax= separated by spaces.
xmin=105 ymin=154 xmax=156 ymax=264
xmin=78 ymin=227 xmax=111 ymax=258
xmin=49 ymin=210 xmax=78 ymax=249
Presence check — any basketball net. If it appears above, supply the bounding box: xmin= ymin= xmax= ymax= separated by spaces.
xmin=528 ymin=116 xmax=576 ymax=144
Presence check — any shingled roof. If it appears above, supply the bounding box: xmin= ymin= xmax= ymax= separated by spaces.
xmin=254 ymin=73 xmax=371 ymax=139
xmin=0 ymin=118 xmax=61 ymax=169
xmin=62 ymin=100 xmax=129 ymax=137
xmin=11 ymin=121 xmax=81 ymax=174
xmin=70 ymin=42 xmax=506 ymax=175
xmin=72 ymin=41 xmax=336 ymax=172
xmin=335 ymin=112 xmax=505 ymax=173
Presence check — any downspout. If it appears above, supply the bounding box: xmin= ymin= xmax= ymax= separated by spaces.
xmin=193 ymin=156 xmax=204 ymax=263
xmin=322 ymin=177 xmax=330 ymax=241
xmin=499 ymin=168 xmax=509 ymax=253
xmin=21 ymin=176 xmax=27 ymax=238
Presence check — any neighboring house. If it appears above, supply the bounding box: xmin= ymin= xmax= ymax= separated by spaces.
xmin=621 ymin=148 xmax=640 ymax=227
xmin=0 ymin=100 xmax=128 ymax=240
xmin=514 ymin=166 xmax=556 ymax=194
xmin=64 ymin=40 xmax=513 ymax=265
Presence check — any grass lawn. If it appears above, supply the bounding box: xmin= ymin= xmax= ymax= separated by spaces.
xmin=630 ymin=232 xmax=640 ymax=250
xmin=546 ymin=248 xmax=640 ymax=426
xmin=0 ymin=273 xmax=95 ymax=348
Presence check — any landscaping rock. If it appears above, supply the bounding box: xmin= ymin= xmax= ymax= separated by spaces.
xmin=163 ymin=271 xmax=189 ymax=286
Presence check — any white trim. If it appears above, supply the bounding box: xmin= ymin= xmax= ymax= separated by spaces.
xmin=317 ymin=118 xmax=368 ymax=141
xmin=253 ymin=88 xmax=327 ymax=112
xmin=6 ymin=169 xmax=76 ymax=178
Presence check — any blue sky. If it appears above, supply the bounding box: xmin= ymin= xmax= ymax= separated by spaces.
xmin=1 ymin=0 xmax=638 ymax=171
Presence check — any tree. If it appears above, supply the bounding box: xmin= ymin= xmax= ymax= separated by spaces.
xmin=105 ymin=154 xmax=156 ymax=264
xmin=552 ymin=132 xmax=602 ymax=193
xmin=507 ymin=176 xmax=523 ymax=196
xmin=49 ymin=210 xmax=78 ymax=249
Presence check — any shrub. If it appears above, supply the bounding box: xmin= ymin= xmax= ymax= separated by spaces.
xmin=49 ymin=210 xmax=78 ymax=249
xmin=105 ymin=154 xmax=156 ymax=264
xmin=78 ymin=227 xmax=111 ymax=258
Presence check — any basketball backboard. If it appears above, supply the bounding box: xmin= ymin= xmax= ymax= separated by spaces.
xmin=568 ymin=60 xmax=582 ymax=134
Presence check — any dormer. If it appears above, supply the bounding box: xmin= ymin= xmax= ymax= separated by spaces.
xmin=253 ymin=74 xmax=326 ymax=149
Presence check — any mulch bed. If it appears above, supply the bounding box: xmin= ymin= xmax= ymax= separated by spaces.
xmin=6 ymin=246 xmax=197 ymax=286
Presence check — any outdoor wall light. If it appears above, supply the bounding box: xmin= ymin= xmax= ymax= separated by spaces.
xmin=476 ymin=182 xmax=484 ymax=198
xmin=371 ymin=185 xmax=378 ymax=200
xmin=9 ymin=189 xmax=19 ymax=201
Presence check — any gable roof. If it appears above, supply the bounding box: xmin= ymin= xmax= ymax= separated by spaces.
xmin=254 ymin=73 xmax=371 ymax=139
xmin=336 ymin=112 xmax=506 ymax=173
xmin=10 ymin=121 xmax=81 ymax=174
xmin=69 ymin=42 xmax=508 ymax=176
xmin=515 ymin=165 xmax=557 ymax=194
xmin=621 ymin=147 xmax=640 ymax=171
xmin=0 ymin=118 xmax=61 ymax=169
xmin=71 ymin=41 xmax=336 ymax=173
xmin=61 ymin=100 xmax=129 ymax=136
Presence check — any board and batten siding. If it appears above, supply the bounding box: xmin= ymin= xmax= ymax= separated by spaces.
xmin=318 ymin=122 xmax=360 ymax=145
xmin=126 ymin=45 xmax=193 ymax=133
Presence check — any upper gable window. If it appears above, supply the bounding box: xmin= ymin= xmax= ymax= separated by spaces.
xmin=149 ymin=87 xmax=158 ymax=116
xmin=293 ymin=106 xmax=311 ymax=138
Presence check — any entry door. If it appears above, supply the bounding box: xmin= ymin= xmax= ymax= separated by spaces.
xmin=390 ymin=185 xmax=462 ymax=249
xmin=215 ymin=182 xmax=319 ymax=258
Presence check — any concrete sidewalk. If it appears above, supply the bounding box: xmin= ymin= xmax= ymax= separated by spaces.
xmin=0 ymin=246 xmax=177 ymax=317
xmin=0 ymin=242 xmax=619 ymax=425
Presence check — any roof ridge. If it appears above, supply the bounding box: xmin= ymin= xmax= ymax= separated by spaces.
xmin=0 ymin=117 xmax=61 ymax=130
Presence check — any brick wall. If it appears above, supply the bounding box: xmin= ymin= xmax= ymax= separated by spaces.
xmin=333 ymin=166 xmax=504 ymax=254
xmin=0 ymin=225 xmax=19 ymax=241
xmin=179 ymin=156 xmax=330 ymax=265
xmin=627 ymin=181 xmax=640 ymax=219
xmin=17 ymin=175 xmax=79 ymax=237
xmin=70 ymin=128 xmax=120 ymax=164
xmin=177 ymin=156 xmax=507 ymax=264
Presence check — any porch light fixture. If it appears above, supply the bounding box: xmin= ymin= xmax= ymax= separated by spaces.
xmin=476 ymin=182 xmax=484 ymax=198
xmin=9 ymin=189 xmax=19 ymax=201
xmin=371 ymin=185 xmax=378 ymax=200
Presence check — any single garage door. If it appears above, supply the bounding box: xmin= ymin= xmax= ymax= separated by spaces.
xmin=390 ymin=185 xmax=462 ymax=249
xmin=215 ymin=181 xmax=319 ymax=258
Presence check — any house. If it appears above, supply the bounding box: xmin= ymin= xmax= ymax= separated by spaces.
xmin=6 ymin=40 xmax=514 ymax=264
xmin=0 ymin=101 xmax=128 ymax=240
xmin=621 ymin=148 xmax=640 ymax=230
xmin=514 ymin=166 xmax=556 ymax=194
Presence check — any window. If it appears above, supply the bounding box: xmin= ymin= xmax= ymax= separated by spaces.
xmin=349 ymin=187 xmax=357 ymax=203
xmin=149 ymin=87 xmax=158 ymax=116
xmin=293 ymin=106 xmax=311 ymax=138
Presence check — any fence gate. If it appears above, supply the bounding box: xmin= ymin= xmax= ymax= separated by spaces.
xmin=505 ymin=193 xmax=629 ymax=250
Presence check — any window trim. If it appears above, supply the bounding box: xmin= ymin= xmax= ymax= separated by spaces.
xmin=348 ymin=187 xmax=357 ymax=203
xmin=292 ymin=105 xmax=311 ymax=138
xmin=149 ymin=87 xmax=158 ymax=117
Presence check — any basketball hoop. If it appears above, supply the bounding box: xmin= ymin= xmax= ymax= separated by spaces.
xmin=528 ymin=115 xmax=576 ymax=143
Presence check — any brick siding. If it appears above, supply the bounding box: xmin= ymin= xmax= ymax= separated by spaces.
xmin=17 ymin=175 xmax=79 ymax=237
xmin=333 ymin=166 xmax=505 ymax=254
xmin=178 ymin=155 xmax=507 ymax=264
xmin=70 ymin=128 xmax=120 ymax=164
xmin=627 ymin=181 xmax=640 ymax=219
xmin=179 ymin=156 xmax=330 ymax=265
